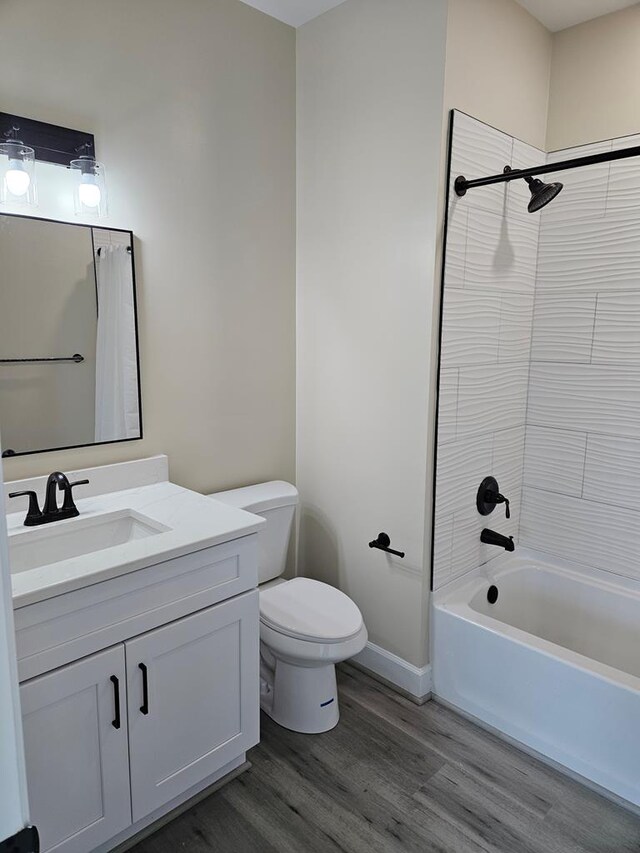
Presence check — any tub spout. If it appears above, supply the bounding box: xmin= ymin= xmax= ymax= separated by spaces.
xmin=481 ymin=528 xmax=515 ymax=552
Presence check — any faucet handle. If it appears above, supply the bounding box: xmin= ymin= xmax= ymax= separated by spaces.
xmin=8 ymin=490 xmax=43 ymax=526
xmin=496 ymin=493 xmax=510 ymax=520
xmin=61 ymin=479 xmax=89 ymax=512
xmin=477 ymin=477 xmax=511 ymax=519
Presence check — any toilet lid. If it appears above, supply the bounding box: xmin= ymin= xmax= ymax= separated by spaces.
xmin=260 ymin=578 xmax=363 ymax=643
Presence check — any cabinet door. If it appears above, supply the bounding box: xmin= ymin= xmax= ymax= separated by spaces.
xmin=126 ymin=590 xmax=259 ymax=821
xmin=20 ymin=646 xmax=131 ymax=853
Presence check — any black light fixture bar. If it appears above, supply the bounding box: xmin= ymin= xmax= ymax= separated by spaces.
xmin=455 ymin=143 xmax=640 ymax=197
xmin=0 ymin=113 xmax=95 ymax=166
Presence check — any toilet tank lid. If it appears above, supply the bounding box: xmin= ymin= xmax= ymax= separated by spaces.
xmin=210 ymin=480 xmax=298 ymax=513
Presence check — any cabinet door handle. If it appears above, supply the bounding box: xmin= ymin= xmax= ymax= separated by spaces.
xmin=110 ymin=675 xmax=121 ymax=730
xmin=139 ymin=663 xmax=149 ymax=715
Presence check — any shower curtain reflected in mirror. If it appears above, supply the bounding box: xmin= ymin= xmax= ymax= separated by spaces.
xmin=95 ymin=246 xmax=140 ymax=442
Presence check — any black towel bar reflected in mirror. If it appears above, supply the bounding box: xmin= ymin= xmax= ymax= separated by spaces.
xmin=0 ymin=353 xmax=84 ymax=364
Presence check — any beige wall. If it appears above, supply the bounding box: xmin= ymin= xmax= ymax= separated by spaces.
xmin=0 ymin=0 xmax=296 ymax=493
xmin=0 ymin=218 xmax=97 ymax=453
xmin=297 ymin=0 xmax=447 ymax=668
xmin=445 ymin=0 xmax=553 ymax=150
xmin=296 ymin=0 xmax=553 ymax=669
xmin=547 ymin=4 xmax=640 ymax=150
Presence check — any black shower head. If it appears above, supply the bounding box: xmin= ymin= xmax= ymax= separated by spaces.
xmin=525 ymin=176 xmax=563 ymax=213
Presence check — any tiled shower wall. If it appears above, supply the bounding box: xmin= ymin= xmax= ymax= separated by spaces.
xmin=434 ymin=112 xmax=543 ymax=590
xmin=434 ymin=110 xmax=640 ymax=589
xmin=520 ymin=134 xmax=640 ymax=579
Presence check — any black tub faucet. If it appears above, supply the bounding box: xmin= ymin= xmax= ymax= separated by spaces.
xmin=477 ymin=476 xmax=510 ymax=519
xmin=481 ymin=528 xmax=515 ymax=552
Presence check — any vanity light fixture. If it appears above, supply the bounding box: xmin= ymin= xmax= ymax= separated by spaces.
xmin=70 ymin=144 xmax=107 ymax=216
xmin=0 ymin=127 xmax=37 ymax=206
xmin=0 ymin=113 xmax=106 ymax=216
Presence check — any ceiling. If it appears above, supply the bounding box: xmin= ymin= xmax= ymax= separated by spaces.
xmin=240 ymin=0 xmax=639 ymax=31
xmin=238 ymin=0 xmax=346 ymax=28
xmin=515 ymin=0 xmax=639 ymax=31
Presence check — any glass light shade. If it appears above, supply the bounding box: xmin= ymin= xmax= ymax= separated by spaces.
xmin=78 ymin=172 xmax=102 ymax=207
xmin=70 ymin=155 xmax=107 ymax=217
xmin=0 ymin=140 xmax=37 ymax=206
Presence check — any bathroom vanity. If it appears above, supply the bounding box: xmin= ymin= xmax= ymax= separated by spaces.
xmin=6 ymin=456 xmax=263 ymax=853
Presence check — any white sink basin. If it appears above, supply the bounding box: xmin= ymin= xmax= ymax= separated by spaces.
xmin=9 ymin=509 xmax=170 ymax=574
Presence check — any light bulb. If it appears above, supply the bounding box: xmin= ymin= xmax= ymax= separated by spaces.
xmin=78 ymin=173 xmax=101 ymax=208
xmin=5 ymin=159 xmax=30 ymax=196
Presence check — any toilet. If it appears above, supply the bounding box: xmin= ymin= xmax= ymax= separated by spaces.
xmin=210 ymin=481 xmax=367 ymax=734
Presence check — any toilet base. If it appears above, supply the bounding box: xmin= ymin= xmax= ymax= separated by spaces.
xmin=261 ymin=657 xmax=340 ymax=734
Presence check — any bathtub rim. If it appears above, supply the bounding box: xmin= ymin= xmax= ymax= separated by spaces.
xmin=433 ymin=547 xmax=640 ymax=694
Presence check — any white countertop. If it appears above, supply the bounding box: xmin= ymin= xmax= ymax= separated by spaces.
xmin=9 ymin=481 xmax=265 ymax=609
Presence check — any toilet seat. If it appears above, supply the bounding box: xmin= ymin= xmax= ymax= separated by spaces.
xmin=260 ymin=577 xmax=363 ymax=643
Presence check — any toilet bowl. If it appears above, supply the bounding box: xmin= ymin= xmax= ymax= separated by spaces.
xmin=210 ymin=481 xmax=367 ymax=733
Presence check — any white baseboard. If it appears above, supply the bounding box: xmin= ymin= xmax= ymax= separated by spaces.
xmin=351 ymin=641 xmax=432 ymax=702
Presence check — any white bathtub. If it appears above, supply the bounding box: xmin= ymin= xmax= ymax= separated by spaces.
xmin=433 ymin=548 xmax=640 ymax=808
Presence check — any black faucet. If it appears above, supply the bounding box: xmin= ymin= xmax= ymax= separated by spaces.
xmin=43 ymin=471 xmax=71 ymax=517
xmin=9 ymin=472 xmax=89 ymax=527
xmin=477 ymin=476 xmax=510 ymax=519
xmin=481 ymin=528 xmax=515 ymax=552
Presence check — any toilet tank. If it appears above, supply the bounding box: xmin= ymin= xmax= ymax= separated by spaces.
xmin=209 ymin=481 xmax=298 ymax=584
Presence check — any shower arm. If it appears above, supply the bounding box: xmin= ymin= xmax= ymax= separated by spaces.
xmin=454 ymin=142 xmax=640 ymax=197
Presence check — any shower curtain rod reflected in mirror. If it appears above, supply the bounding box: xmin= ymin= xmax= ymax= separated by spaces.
xmin=454 ymin=142 xmax=640 ymax=197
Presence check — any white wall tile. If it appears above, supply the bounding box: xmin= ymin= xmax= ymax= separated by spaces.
xmin=583 ymin=434 xmax=640 ymax=513
xmin=530 ymin=293 xmax=596 ymax=363
xmin=523 ymin=426 xmax=587 ymax=497
xmin=518 ymin=134 xmax=640 ymax=586
xmin=541 ymin=141 xmax=611 ymax=224
xmin=457 ymin=363 xmax=529 ymax=439
xmin=508 ymin=139 xmax=547 ymax=225
xmin=491 ymin=426 xmax=525 ymax=510
xmin=449 ymin=513 xmax=486 ymax=581
xmin=536 ymin=208 xmax=640 ymax=293
xmin=607 ymin=134 xmax=640 ymax=213
xmin=520 ymin=487 xmax=640 ymax=581
xmin=434 ymin=114 xmax=538 ymax=589
xmin=438 ymin=124 xmax=640 ymax=590
xmin=436 ymin=434 xmax=493 ymax=516
xmin=528 ymin=363 xmax=640 ymax=439
xmin=592 ymin=291 xmax=640 ymax=363
xmin=440 ymin=289 xmax=500 ymax=368
xmin=435 ymin=429 xmax=522 ymax=584
xmin=437 ymin=368 xmax=458 ymax=445
xmin=432 ymin=509 xmax=454 ymax=589
xmin=450 ymin=112 xmax=513 ymax=219
xmin=464 ymin=208 xmax=538 ymax=293
xmin=444 ymin=202 xmax=467 ymax=289
xmin=498 ymin=293 xmax=534 ymax=363
xmin=450 ymin=502 xmax=519 ymax=583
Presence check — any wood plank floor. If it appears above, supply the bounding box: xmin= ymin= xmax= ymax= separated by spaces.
xmin=130 ymin=664 xmax=640 ymax=853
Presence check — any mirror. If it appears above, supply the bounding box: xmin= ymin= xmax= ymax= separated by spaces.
xmin=0 ymin=213 xmax=142 ymax=457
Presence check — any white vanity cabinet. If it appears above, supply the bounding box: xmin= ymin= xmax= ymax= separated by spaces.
xmin=20 ymin=646 xmax=132 ymax=853
xmin=15 ymin=533 xmax=260 ymax=853
xmin=126 ymin=591 xmax=259 ymax=821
